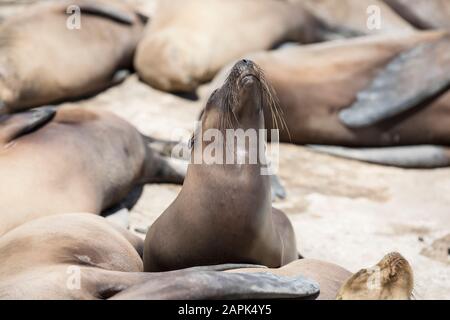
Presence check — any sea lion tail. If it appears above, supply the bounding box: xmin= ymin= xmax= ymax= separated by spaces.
xmin=308 ymin=145 xmax=450 ymax=169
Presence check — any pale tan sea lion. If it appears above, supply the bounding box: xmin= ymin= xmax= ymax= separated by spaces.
xmin=135 ymin=0 xmax=348 ymax=93
xmin=337 ymin=252 xmax=414 ymax=300
xmin=0 ymin=107 xmax=184 ymax=236
xmin=144 ymin=60 xmax=298 ymax=272
xmin=0 ymin=213 xmax=319 ymax=300
xmin=210 ymin=31 xmax=450 ymax=168
xmin=0 ymin=0 xmax=146 ymax=114
xmin=384 ymin=0 xmax=450 ymax=30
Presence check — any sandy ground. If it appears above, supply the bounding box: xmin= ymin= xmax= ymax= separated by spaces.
xmin=2 ymin=0 xmax=449 ymax=300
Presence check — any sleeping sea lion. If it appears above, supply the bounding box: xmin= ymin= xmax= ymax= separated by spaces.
xmin=0 ymin=107 xmax=183 ymax=236
xmin=0 ymin=0 xmax=146 ymax=114
xmin=209 ymin=31 xmax=450 ymax=167
xmin=135 ymin=0 xmax=353 ymax=93
xmin=0 ymin=213 xmax=319 ymax=300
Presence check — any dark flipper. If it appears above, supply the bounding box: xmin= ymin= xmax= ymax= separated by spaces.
xmin=75 ymin=2 xmax=136 ymax=25
xmin=340 ymin=36 xmax=450 ymax=128
xmin=309 ymin=144 xmax=450 ymax=168
xmin=110 ymin=271 xmax=319 ymax=300
xmin=182 ymin=264 xmax=267 ymax=272
xmin=0 ymin=107 xmax=56 ymax=144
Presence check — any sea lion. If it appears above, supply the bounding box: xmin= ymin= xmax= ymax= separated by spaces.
xmin=0 ymin=107 xmax=184 ymax=236
xmin=210 ymin=31 xmax=450 ymax=167
xmin=337 ymin=252 xmax=414 ymax=300
xmin=0 ymin=0 xmax=146 ymax=114
xmin=384 ymin=0 xmax=450 ymax=30
xmin=227 ymin=259 xmax=352 ymax=300
xmin=143 ymin=60 xmax=298 ymax=272
xmin=0 ymin=213 xmax=319 ymax=300
xmin=227 ymin=252 xmax=414 ymax=300
xmin=299 ymin=0 xmax=414 ymax=35
xmin=134 ymin=0 xmax=352 ymax=93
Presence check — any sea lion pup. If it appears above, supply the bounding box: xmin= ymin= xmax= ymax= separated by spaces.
xmin=135 ymin=0 xmax=349 ymax=93
xmin=0 ymin=107 xmax=184 ymax=236
xmin=227 ymin=259 xmax=352 ymax=300
xmin=299 ymin=0 xmax=414 ymax=35
xmin=0 ymin=213 xmax=319 ymax=300
xmin=210 ymin=31 xmax=450 ymax=168
xmin=0 ymin=0 xmax=146 ymax=114
xmin=384 ymin=0 xmax=450 ymax=30
xmin=144 ymin=60 xmax=298 ymax=272
xmin=337 ymin=252 xmax=414 ymax=300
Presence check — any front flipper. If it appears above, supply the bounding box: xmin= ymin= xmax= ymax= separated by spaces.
xmin=110 ymin=271 xmax=320 ymax=300
xmin=309 ymin=144 xmax=450 ymax=168
xmin=75 ymin=1 xmax=136 ymax=25
xmin=340 ymin=36 xmax=450 ymax=128
xmin=0 ymin=107 xmax=56 ymax=144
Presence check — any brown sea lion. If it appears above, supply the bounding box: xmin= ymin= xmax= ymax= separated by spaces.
xmin=384 ymin=0 xmax=450 ymax=30
xmin=337 ymin=252 xmax=414 ymax=300
xmin=210 ymin=31 xmax=450 ymax=167
xmin=0 ymin=107 xmax=184 ymax=236
xmin=299 ymin=0 xmax=414 ymax=35
xmin=0 ymin=213 xmax=319 ymax=300
xmin=0 ymin=0 xmax=146 ymax=114
xmin=143 ymin=60 xmax=298 ymax=272
xmin=134 ymin=0 xmax=353 ymax=93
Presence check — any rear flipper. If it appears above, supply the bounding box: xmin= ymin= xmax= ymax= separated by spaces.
xmin=309 ymin=144 xmax=450 ymax=168
xmin=109 ymin=270 xmax=319 ymax=300
xmin=339 ymin=36 xmax=450 ymax=128
xmin=0 ymin=107 xmax=56 ymax=144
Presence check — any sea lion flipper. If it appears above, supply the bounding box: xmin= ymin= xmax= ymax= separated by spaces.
xmin=339 ymin=37 xmax=450 ymax=128
xmin=308 ymin=144 xmax=450 ymax=168
xmin=111 ymin=271 xmax=320 ymax=300
xmin=76 ymin=2 xmax=136 ymax=25
xmin=0 ymin=107 xmax=56 ymax=144
xmin=182 ymin=264 xmax=268 ymax=272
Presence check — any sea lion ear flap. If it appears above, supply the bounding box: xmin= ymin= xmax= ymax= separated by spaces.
xmin=0 ymin=107 xmax=56 ymax=144
xmin=339 ymin=36 xmax=450 ymax=128
xmin=74 ymin=2 xmax=137 ymax=25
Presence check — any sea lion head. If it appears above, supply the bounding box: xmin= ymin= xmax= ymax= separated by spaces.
xmin=336 ymin=252 xmax=414 ymax=300
xmin=197 ymin=59 xmax=283 ymax=135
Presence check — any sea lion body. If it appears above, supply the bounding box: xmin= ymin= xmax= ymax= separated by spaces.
xmin=0 ymin=108 xmax=183 ymax=236
xmin=144 ymin=60 xmax=298 ymax=272
xmin=0 ymin=213 xmax=318 ymax=300
xmin=135 ymin=0 xmax=330 ymax=92
xmin=0 ymin=0 xmax=145 ymax=113
xmin=212 ymin=31 xmax=450 ymax=147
